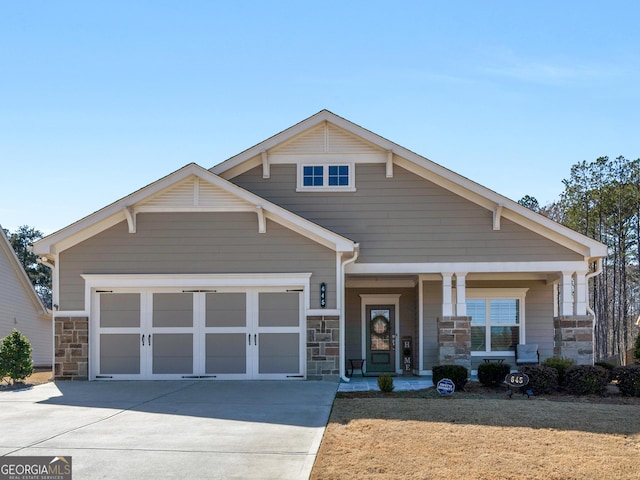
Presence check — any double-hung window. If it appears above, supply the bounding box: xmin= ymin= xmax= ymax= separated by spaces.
xmin=298 ymin=164 xmax=355 ymax=191
xmin=466 ymin=289 xmax=527 ymax=354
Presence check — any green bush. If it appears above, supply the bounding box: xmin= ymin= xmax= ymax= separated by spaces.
xmin=518 ymin=365 xmax=559 ymax=394
xmin=563 ymin=365 xmax=609 ymax=395
xmin=613 ymin=365 xmax=640 ymax=397
xmin=377 ymin=373 xmax=394 ymax=393
xmin=477 ymin=362 xmax=511 ymax=387
xmin=594 ymin=361 xmax=615 ymax=381
xmin=542 ymin=356 xmax=575 ymax=385
xmin=634 ymin=335 xmax=640 ymax=363
xmin=432 ymin=365 xmax=468 ymax=391
xmin=0 ymin=329 xmax=34 ymax=384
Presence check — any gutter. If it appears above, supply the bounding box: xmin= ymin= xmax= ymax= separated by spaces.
xmin=36 ymin=255 xmax=57 ymax=373
xmin=339 ymin=244 xmax=360 ymax=382
xmin=585 ymin=258 xmax=603 ymax=337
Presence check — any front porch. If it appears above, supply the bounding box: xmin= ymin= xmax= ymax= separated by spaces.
xmin=341 ymin=270 xmax=594 ymax=381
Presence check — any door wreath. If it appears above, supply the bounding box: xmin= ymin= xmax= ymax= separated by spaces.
xmin=370 ymin=315 xmax=390 ymax=337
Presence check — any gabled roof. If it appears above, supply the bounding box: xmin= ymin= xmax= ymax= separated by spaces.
xmin=212 ymin=110 xmax=608 ymax=261
xmin=0 ymin=226 xmax=48 ymax=315
xmin=32 ymin=163 xmax=356 ymax=257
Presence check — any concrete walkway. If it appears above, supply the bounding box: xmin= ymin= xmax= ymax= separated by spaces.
xmin=0 ymin=380 xmax=337 ymax=480
xmin=338 ymin=376 xmax=434 ymax=392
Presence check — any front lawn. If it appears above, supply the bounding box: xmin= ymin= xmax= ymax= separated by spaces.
xmin=311 ymin=385 xmax=640 ymax=479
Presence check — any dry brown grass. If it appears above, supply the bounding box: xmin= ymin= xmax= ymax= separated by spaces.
xmin=312 ymin=387 xmax=640 ymax=480
xmin=0 ymin=368 xmax=52 ymax=390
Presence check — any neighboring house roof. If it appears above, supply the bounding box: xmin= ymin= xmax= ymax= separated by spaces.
xmin=212 ymin=110 xmax=607 ymax=261
xmin=0 ymin=225 xmax=48 ymax=316
xmin=32 ymin=163 xmax=357 ymax=257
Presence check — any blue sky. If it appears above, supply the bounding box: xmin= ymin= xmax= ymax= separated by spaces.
xmin=1 ymin=1 xmax=638 ymax=235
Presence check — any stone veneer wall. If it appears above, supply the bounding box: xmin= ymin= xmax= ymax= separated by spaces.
xmin=54 ymin=317 xmax=89 ymax=380
xmin=437 ymin=316 xmax=471 ymax=370
xmin=307 ymin=315 xmax=340 ymax=381
xmin=554 ymin=315 xmax=594 ymax=365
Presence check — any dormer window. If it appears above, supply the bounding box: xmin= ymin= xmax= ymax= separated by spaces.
xmin=297 ymin=164 xmax=355 ymax=192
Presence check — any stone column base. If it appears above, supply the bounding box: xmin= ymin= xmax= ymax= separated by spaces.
xmin=306 ymin=316 xmax=340 ymax=381
xmin=554 ymin=315 xmax=594 ymax=365
xmin=438 ymin=316 xmax=471 ymax=369
xmin=54 ymin=317 xmax=89 ymax=380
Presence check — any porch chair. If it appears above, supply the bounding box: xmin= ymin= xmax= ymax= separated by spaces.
xmin=515 ymin=343 xmax=539 ymax=366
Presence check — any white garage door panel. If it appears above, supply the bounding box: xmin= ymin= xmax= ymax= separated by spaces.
xmin=153 ymin=333 xmax=193 ymax=375
xmin=259 ymin=333 xmax=300 ymax=374
xmin=94 ymin=287 xmax=304 ymax=380
xmin=205 ymin=333 xmax=247 ymax=374
xmin=100 ymin=334 xmax=140 ymax=375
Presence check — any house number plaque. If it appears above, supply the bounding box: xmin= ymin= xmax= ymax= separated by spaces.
xmin=320 ymin=282 xmax=327 ymax=308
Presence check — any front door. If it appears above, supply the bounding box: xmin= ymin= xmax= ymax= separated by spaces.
xmin=365 ymin=305 xmax=396 ymax=374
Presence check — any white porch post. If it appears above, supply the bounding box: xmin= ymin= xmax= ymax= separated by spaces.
xmin=442 ymin=273 xmax=453 ymax=316
xmin=560 ymin=272 xmax=573 ymax=316
xmin=574 ymin=271 xmax=588 ymax=315
xmin=455 ymin=272 xmax=467 ymax=316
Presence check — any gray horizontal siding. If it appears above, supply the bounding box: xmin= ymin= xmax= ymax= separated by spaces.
xmin=59 ymin=212 xmax=336 ymax=311
xmin=0 ymin=248 xmax=51 ymax=365
xmin=231 ymin=164 xmax=582 ymax=264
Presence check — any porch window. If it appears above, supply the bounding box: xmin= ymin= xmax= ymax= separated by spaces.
xmin=466 ymin=289 xmax=527 ymax=354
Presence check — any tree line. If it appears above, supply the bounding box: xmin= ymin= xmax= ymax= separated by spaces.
xmin=521 ymin=156 xmax=640 ymax=364
xmin=2 ymin=226 xmax=52 ymax=309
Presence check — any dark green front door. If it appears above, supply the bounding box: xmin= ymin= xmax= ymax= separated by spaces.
xmin=366 ymin=305 xmax=395 ymax=374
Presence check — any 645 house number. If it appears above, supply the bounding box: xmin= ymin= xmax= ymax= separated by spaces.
xmin=505 ymin=372 xmax=529 ymax=387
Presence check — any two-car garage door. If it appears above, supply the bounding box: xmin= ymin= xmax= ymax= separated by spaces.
xmin=93 ymin=288 xmax=304 ymax=380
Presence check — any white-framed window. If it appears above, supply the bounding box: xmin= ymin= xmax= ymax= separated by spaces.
xmin=297 ymin=164 xmax=355 ymax=192
xmin=466 ymin=288 xmax=528 ymax=354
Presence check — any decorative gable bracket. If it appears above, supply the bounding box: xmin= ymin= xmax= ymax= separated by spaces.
xmin=256 ymin=205 xmax=266 ymax=233
xmin=124 ymin=207 xmax=137 ymax=233
xmin=493 ymin=204 xmax=504 ymax=231
xmin=386 ymin=150 xmax=394 ymax=178
xmin=262 ymin=151 xmax=270 ymax=179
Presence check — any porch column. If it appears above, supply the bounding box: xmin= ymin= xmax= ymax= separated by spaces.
xmin=573 ymin=271 xmax=588 ymax=315
xmin=560 ymin=272 xmax=573 ymax=316
xmin=455 ymin=272 xmax=467 ymax=316
xmin=441 ymin=273 xmax=453 ymax=316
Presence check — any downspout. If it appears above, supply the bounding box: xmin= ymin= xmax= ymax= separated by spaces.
xmin=36 ymin=255 xmax=57 ymax=373
xmin=585 ymin=258 xmax=603 ymax=352
xmin=339 ymin=244 xmax=360 ymax=382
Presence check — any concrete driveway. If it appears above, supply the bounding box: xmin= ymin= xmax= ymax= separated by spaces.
xmin=0 ymin=380 xmax=337 ymax=479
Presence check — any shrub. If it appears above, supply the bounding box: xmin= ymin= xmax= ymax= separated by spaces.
xmin=613 ymin=365 xmax=640 ymax=397
xmin=634 ymin=335 xmax=640 ymax=363
xmin=432 ymin=365 xmax=468 ymax=391
xmin=542 ymin=356 xmax=575 ymax=385
xmin=377 ymin=373 xmax=394 ymax=393
xmin=0 ymin=329 xmax=34 ymax=384
xmin=594 ymin=361 xmax=615 ymax=381
xmin=563 ymin=365 xmax=609 ymax=395
xmin=518 ymin=365 xmax=559 ymax=394
xmin=477 ymin=362 xmax=511 ymax=387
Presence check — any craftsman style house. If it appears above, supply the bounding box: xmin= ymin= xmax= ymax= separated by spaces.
xmin=33 ymin=111 xmax=606 ymax=381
